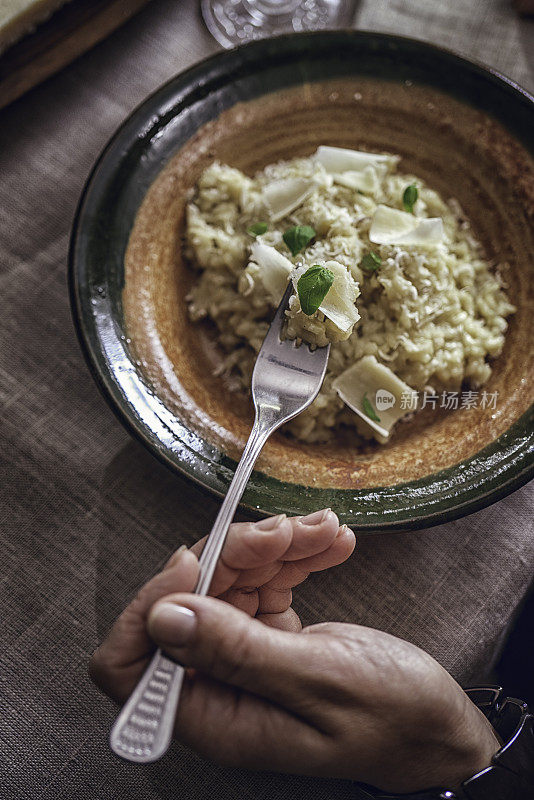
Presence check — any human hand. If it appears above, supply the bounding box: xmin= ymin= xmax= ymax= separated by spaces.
xmin=90 ymin=510 xmax=499 ymax=794
xmin=90 ymin=509 xmax=354 ymax=711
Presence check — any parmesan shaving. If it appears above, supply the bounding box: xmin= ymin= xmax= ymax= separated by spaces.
xmin=370 ymin=204 xmax=444 ymax=247
xmin=262 ymin=177 xmax=315 ymax=222
xmin=315 ymin=145 xmax=398 ymax=174
xmin=332 ymin=166 xmax=379 ymax=194
xmin=332 ymin=356 xmax=417 ymax=442
xmin=249 ymin=241 xmax=293 ymax=304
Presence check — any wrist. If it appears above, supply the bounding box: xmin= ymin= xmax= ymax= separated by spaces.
xmin=389 ymin=685 xmax=500 ymax=793
xmin=444 ymin=700 xmax=501 ymax=790
xmin=359 ymin=686 xmax=534 ymax=800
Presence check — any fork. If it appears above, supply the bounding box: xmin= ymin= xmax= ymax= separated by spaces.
xmin=109 ymin=282 xmax=330 ymax=763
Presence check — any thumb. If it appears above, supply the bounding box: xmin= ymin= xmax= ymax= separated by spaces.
xmin=147 ymin=593 xmax=320 ymax=710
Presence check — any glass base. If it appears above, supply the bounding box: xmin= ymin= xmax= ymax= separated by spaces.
xmin=201 ymin=0 xmax=357 ymax=49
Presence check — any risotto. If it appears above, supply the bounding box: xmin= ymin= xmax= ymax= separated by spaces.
xmin=185 ymin=147 xmax=515 ymax=443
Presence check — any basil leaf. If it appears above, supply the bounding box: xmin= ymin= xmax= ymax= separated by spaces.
xmin=360 ymin=251 xmax=382 ymax=273
xmin=248 ymin=222 xmax=268 ymax=236
xmin=283 ymin=225 xmax=316 ymax=257
xmin=297 ymin=265 xmax=334 ymax=316
xmin=362 ymin=393 xmax=381 ymax=422
xmin=402 ymin=184 xmax=418 ymax=214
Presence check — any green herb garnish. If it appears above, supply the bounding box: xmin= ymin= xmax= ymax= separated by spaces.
xmin=360 ymin=251 xmax=382 ymax=273
xmin=362 ymin=393 xmax=381 ymax=422
xmin=402 ymin=184 xmax=418 ymax=214
xmin=297 ymin=265 xmax=334 ymax=316
xmin=248 ymin=222 xmax=268 ymax=236
xmin=283 ymin=225 xmax=316 ymax=257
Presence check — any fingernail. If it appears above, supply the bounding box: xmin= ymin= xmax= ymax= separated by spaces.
xmin=300 ymin=508 xmax=331 ymax=525
xmin=337 ymin=522 xmax=354 ymax=535
xmin=150 ymin=603 xmax=196 ymax=646
xmin=255 ymin=513 xmax=286 ymax=530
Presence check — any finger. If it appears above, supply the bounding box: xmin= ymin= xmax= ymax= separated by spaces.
xmin=257 ymin=586 xmax=292 ymax=615
xmin=89 ymin=550 xmax=199 ymax=701
xmin=230 ymin=561 xmax=282 ymax=590
xmin=189 ymin=510 xmax=340 ymax=596
xmin=257 ymin=607 xmax=302 ymax=631
xmin=190 ymin=515 xmax=293 ymax=596
xmin=217 ymin=587 xmax=259 ymax=617
xmin=264 ymin=524 xmax=356 ymax=590
xmin=147 ymin=593 xmax=325 ymax=712
xmin=217 ymin=587 xmax=294 ymax=622
xmin=279 ymin=509 xmax=340 ymax=561
xmin=229 ymin=520 xmax=354 ymax=590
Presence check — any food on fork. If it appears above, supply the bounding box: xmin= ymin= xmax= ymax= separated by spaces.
xmin=185 ymin=146 xmax=514 ymax=444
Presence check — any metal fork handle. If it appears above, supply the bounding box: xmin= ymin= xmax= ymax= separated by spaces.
xmin=109 ymin=408 xmax=276 ymax=763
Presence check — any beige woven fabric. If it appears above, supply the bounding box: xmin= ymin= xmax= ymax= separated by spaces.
xmin=1 ymin=1 xmax=533 ymax=798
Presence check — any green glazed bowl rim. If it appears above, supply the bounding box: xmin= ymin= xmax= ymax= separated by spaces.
xmin=68 ymin=30 xmax=534 ymax=531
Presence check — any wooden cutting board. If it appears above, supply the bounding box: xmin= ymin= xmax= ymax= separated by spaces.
xmin=0 ymin=0 xmax=153 ymax=110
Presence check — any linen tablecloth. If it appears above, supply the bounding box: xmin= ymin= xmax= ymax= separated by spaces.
xmin=1 ymin=1 xmax=533 ymax=798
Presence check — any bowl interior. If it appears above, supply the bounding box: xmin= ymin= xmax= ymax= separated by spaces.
xmin=71 ymin=32 xmax=534 ymax=529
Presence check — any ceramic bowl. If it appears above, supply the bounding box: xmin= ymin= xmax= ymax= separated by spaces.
xmin=69 ymin=31 xmax=534 ymax=530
